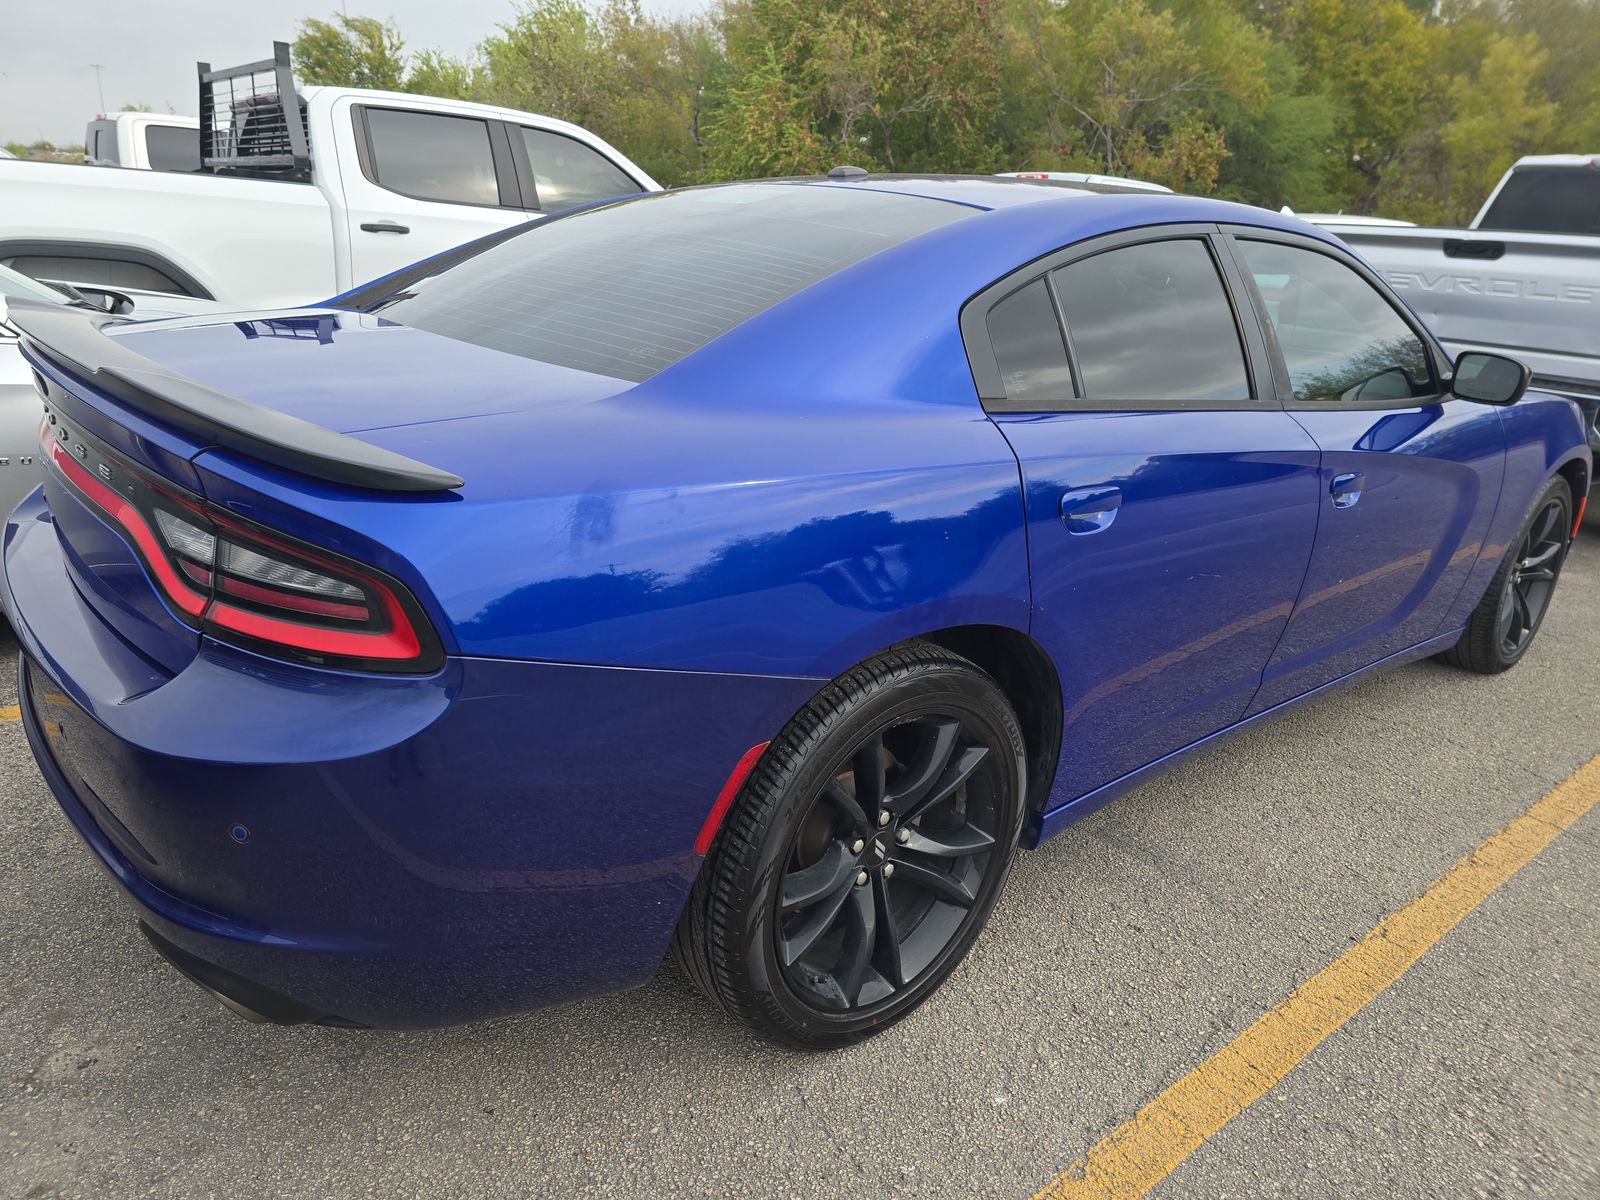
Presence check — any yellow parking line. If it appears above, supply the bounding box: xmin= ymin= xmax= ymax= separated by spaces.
xmin=1033 ymin=752 xmax=1600 ymax=1200
xmin=0 ymin=704 xmax=19 ymax=724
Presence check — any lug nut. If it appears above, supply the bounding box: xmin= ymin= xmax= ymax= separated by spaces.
xmin=882 ymin=863 xmax=895 ymax=878
xmin=878 ymin=810 xmax=892 ymax=827
xmin=896 ymin=828 xmax=911 ymax=844
xmin=850 ymin=838 xmax=865 ymax=853
xmin=854 ymin=870 xmax=869 ymax=887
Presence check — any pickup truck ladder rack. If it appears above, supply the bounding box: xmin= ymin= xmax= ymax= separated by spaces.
xmin=198 ymin=41 xmax=311 ymax=180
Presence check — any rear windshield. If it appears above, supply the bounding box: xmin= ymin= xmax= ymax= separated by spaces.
xmin=145 ymin=124 xmax=201 ymax=172
xmin=1478 ymin=165 xmax=1600 ymax=236
xmin=368 ymin=184 xmax=970 ymax=382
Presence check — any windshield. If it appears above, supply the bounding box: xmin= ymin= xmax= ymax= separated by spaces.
xmin=366 ymin=183 xmax=971 ymax=383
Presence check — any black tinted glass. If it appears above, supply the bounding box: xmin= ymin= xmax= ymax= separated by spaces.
xmin=372 ymin=185 xmax=970 ymax=382
xmin=521 ymin=128 xmax=638 ymax=211
xmin=145 ymin=124 xmax=200 ymax=172
xmin=366 ymin=109 xmax=499 ymax=206
xmin=1478 ymin=166 xmax=1600 ymax=236
xmin=1239 ymin=240 xmax=1432 ymax=404
xmin=1053 ymin=239 xmax=1250 ymax=403
xmin=987 ymin=279 xmax=1073 ymax=405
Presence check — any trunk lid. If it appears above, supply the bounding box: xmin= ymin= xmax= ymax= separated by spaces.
xmin=20 ymin=306 xmax=632 ymax=676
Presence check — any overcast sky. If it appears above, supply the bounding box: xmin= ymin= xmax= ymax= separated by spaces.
xmin=1 ymin=0 xmax=702 ymax=145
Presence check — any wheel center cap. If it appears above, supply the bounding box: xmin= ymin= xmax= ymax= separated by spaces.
xmin=867 ymin=834 xmax=892 ymax=865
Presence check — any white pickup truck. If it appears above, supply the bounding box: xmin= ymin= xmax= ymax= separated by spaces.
xmin=1309 ymin=155 xmax=1600 ymax=456
xmin=85 ymin=112 xmax=202 ymax=171
xmin=0 ymin=44 xmax=659 ymax=309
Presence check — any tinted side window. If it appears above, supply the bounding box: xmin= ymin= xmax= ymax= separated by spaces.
xmin=145 ymin=124 xmax=200 ymax=172
xmin=1238 ymin=240 xmax=1432 ymax=404
xmin=520 ymin=128 xmax=638 ymax=211
xmin=1478 ymin=166 xmax=1600 ymax=236
xmin=987 ymin=278 xmax=1073 ymax=406
xmin=366 ymin=109 xmax=499 ymax=206
xmin=1052 ymin=239 xmax=1251 ymax=404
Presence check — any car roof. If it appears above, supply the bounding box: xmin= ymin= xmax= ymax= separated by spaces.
xmin=769 ymin=174 xmax=1331 ymax=245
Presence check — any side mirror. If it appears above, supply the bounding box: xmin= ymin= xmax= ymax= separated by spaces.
xmin=1451 ymin=351 xmax=1530 ymax=406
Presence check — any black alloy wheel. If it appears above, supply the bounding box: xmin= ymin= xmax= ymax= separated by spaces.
xmin=1442 ymin=475 xmax=1572 ymax=674
xmin=1497 ymin=495 xmax=1567 ymax=658
xmin=673 ymin=642 xmax=1026 ymax=1048
xmin=776 ymin=713 xmax=1000 ymax=1012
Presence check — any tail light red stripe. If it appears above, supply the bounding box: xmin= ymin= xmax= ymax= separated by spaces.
xmin=44 ymin=436 xmax=207 ymax=617
xmin=42 ymin=419 xmax=437 ymax=670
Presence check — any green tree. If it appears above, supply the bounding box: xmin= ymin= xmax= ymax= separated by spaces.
xmin=293 ymin=14 xmax=409 ymax=90
xmin=1441 ymin=32 xmax=1558 ymax=217
xmin=404 ymin=51 xmax=478 ymax=100
xmin=1268 ymin=0 xmax=1438 ymax=208
xmin=998 ymin=0 xmax=1268 ymax=193
xmin=709 ymin=0 xmax=1002 ymax=176
xmin=477 ymin=0 xmax=623 ymax=131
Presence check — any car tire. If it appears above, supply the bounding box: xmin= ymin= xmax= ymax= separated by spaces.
xmin=1441 ymin=475 xmax=1572 ymax=675
xmin=672 ymin=641 xmax=1027 ymax=1049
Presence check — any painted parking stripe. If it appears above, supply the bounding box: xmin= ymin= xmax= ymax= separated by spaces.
xmin=1032 ymin=752 xmax=1600 ymax=1200
xmin=0 ymin=704 xmax=19 ymax=723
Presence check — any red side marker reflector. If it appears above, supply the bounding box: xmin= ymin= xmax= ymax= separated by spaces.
xmin=1574 ymin=494 xmax=1588 ymax=538
xmin=695 ymin=741 xmax=770 ymax=856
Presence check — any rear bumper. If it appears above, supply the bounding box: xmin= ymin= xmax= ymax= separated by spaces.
xmin=4 ymin=490 xmax=819 ymax=1027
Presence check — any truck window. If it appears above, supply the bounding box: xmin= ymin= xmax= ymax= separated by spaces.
xmin=145 ymin=124 xmax=200 ymax=172
xmin=87 ymin=120 xmax=118 ymax=166
xmin=1478 ymin=166 xmax=1600 ymax=236
xmin=365 ymin=109 xmax=500 ymax=207
xmin=519 ymin=128 xmax=639 ymax=211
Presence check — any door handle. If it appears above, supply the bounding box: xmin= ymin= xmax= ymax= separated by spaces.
xmin=1060 ymin=486 xmax=1122 ymax=535
xmin=1330 ymin=472 xmax=1365 ymax=509
xmin=360 ymin=221 xmax=411 ymax=234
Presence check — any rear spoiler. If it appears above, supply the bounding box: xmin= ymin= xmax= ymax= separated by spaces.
xmin=8 ymin=300 xmax=464 ymax=493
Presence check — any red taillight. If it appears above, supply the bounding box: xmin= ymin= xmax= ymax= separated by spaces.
xmin=43 ymin=421 xmax=441 ymax=673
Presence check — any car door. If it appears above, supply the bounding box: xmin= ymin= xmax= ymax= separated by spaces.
xmin=966 ymin=226 xmax=1322 ymax=803
xmin=339 ymin=101 xmax=531 ymax=287
xmin=1221 ymin=230 xmax=1508 ymax=714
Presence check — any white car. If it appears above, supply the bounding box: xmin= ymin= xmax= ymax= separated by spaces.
xmin=0 ymin=267 xmax=212 ymax=523
xmin=1000 ymin=171 xmax=1173 ymax=193
xmin=1279 ymin=207 xmax=1416 ymax=228
xmin=0 ymin=43 xmax=660 ymax=310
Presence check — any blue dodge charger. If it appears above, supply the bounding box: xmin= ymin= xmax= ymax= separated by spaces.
xmin=3 ymin=176 xmax=1590 ymax=1047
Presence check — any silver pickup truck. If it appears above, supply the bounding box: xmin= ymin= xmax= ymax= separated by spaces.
xmin=1313 ymin=155 xmax=1600 ymax=457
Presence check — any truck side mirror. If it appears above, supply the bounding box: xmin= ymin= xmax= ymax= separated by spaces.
xmin=1451 ymin=351 xmax=1530 ymax=406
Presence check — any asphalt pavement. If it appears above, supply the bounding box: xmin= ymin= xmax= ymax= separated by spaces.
xmin=3 ymin=529 xmax=1597 ymax=1199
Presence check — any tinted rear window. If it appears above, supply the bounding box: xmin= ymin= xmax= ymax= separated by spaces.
xmin=1478 ymin=165 xmax=1600 ymax=235
xmin=370 ymin=184 xmax=970 ymax=382
xmin=145 ymin=124 xmax=200 ymax=172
